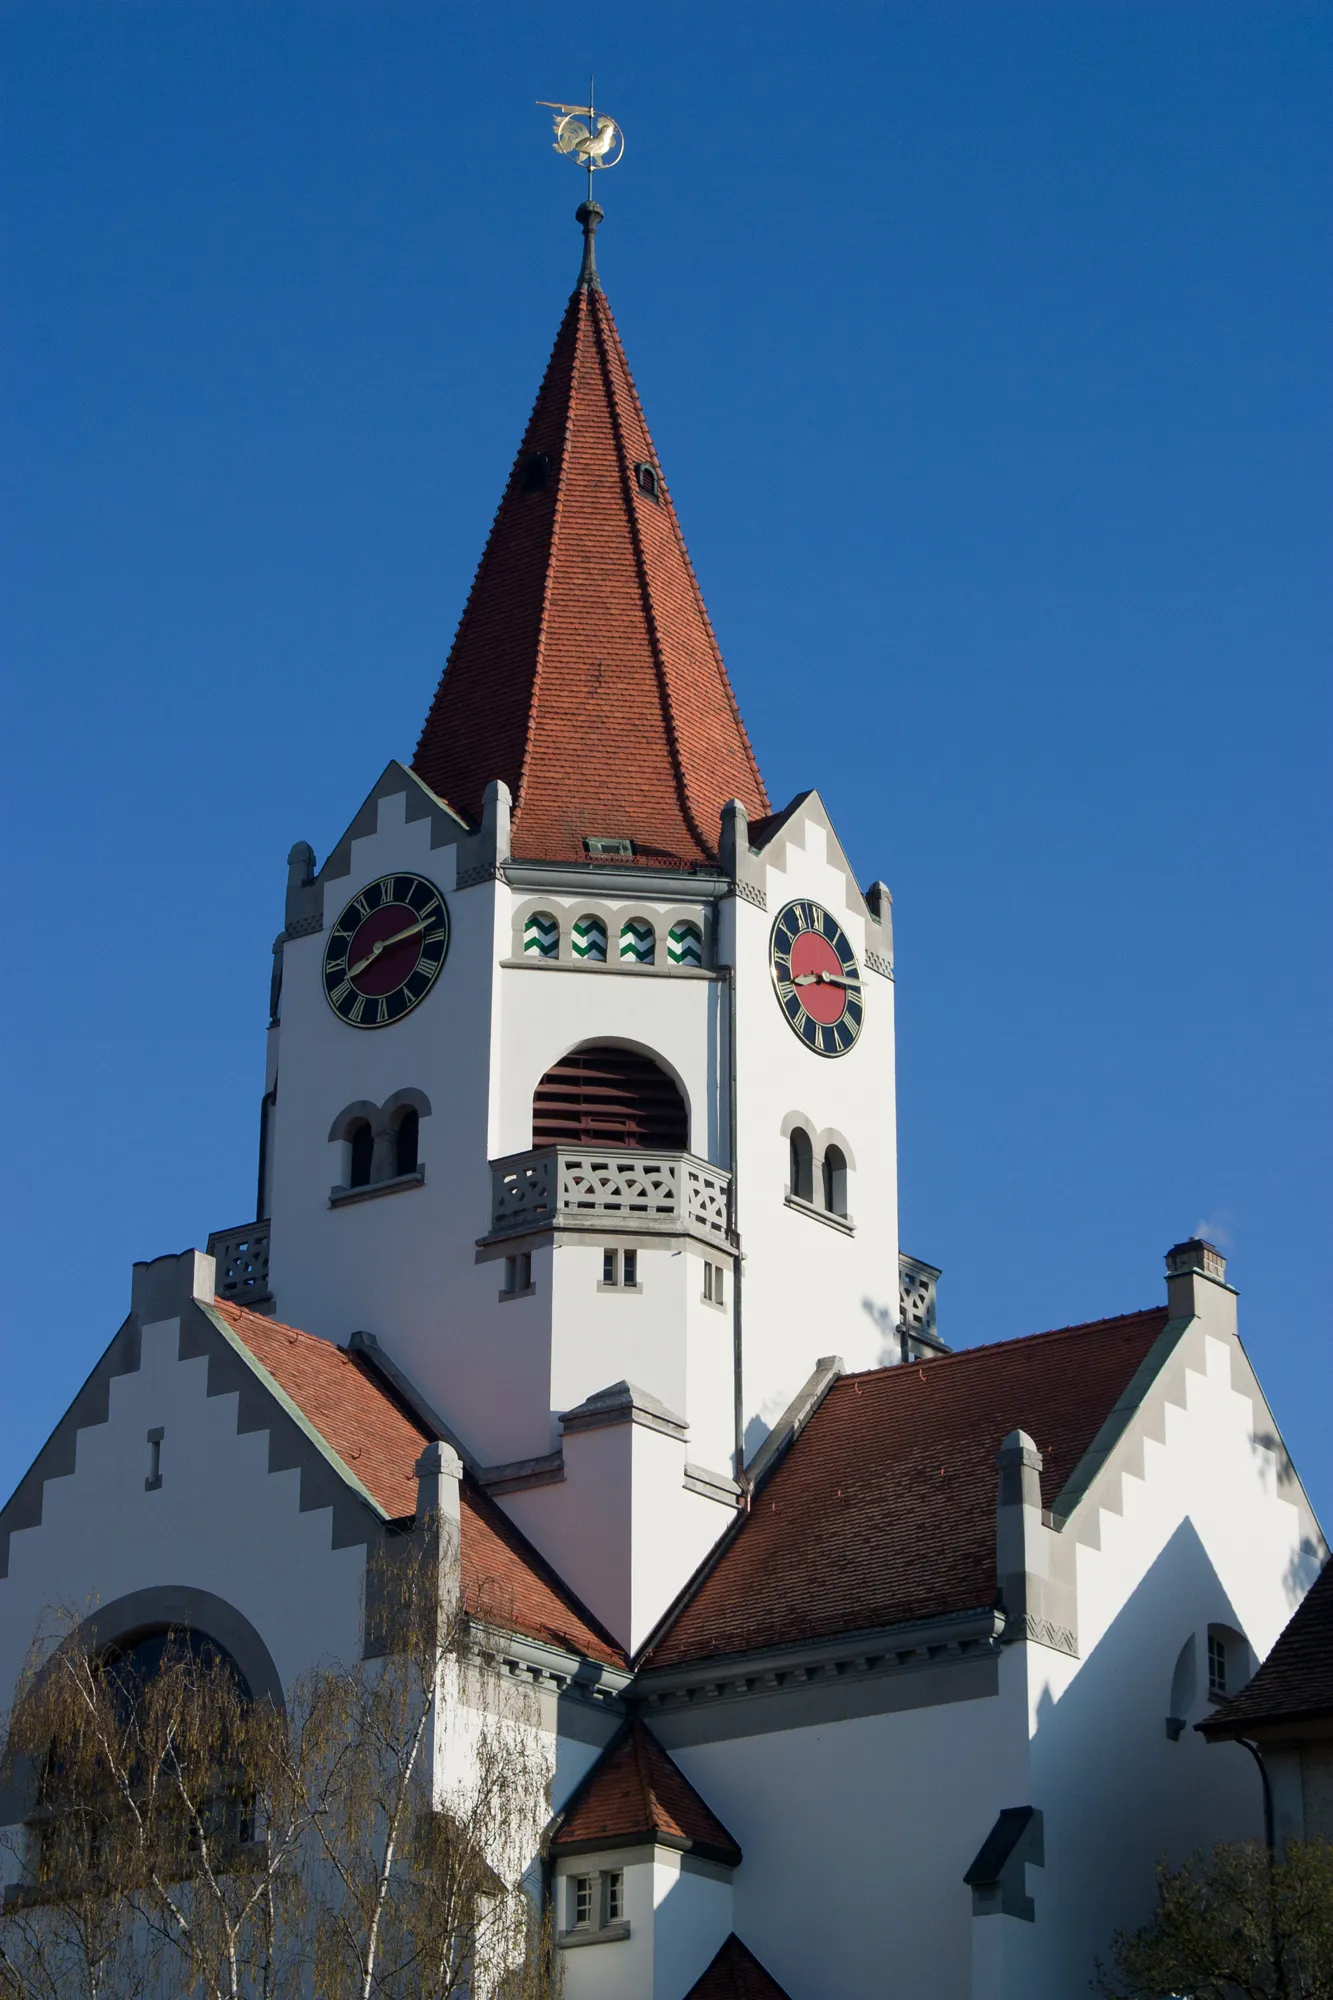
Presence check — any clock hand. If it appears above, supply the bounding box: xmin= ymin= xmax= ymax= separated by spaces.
xmin=348 ymin=919 xmax=426 ymax=979
xmin=792 ymin=971 xmax=857 ymax=989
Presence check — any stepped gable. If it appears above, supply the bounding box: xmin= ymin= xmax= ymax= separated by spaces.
xmin=1200 ymin=1555 xmax=1333 ymax=1735
xmin=683 ymin=1935 xmax=793 ymax=2000
xmin=413 ymin=208 xmax=768 ymax=867
xmin=212 ymin=1300 xmax=625 ymax=1668
xmin=645 ymin=1307 xmax=1170 ymax=1669
xmin=550 ymin=1716 xmax=741 ymax=1865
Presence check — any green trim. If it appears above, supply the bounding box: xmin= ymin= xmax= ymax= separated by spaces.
xmin=1049 ymin=1315 xmax=1194 ymax=1529
xmin=197 ymin=1304 xmax=389 ymax=1521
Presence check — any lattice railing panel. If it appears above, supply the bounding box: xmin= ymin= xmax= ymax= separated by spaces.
xmin=490 ymin=1148 xmax=730 ymax=1240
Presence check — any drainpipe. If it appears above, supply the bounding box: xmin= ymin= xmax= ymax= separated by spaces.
xmin=1237 ymin=1738 xmax=1286 ymax=2000
xmin=720 ymin=801 xmax=747 ymax=1488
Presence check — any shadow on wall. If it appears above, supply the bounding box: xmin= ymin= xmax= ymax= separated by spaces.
xmin=1026 ymin=1516 xmax=1282 ymax=1996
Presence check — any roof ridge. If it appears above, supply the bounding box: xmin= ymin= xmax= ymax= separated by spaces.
xmin=512 ymin=288 xmax=587 ymax=831
xmin=835 ymin=1305 xmax=1168 ymax=1389
xmin=588 ymin=291 xmax=712 ymax=859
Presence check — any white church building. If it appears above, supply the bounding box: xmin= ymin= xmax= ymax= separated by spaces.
xmin=1 ymin=199 xmax=1324 ymax=1998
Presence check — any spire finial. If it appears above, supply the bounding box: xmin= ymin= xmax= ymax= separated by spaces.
xmin=575 ymin=199 xmax=604 ymax=290
xmin=537 ymin=89 xmax=624 ymax=288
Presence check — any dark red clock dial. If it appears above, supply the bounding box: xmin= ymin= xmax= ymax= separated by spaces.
xmin=346 ymin=904 xmax=425 ymax=996
xmin=323 ymin=874 xmax=449 ymax=1030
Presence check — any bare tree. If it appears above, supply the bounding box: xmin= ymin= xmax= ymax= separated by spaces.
xmin=1095 ymin=1839 xmax=1333 ymax=2000
xmin=1 ymin=1514 xmax=561 ymax=2000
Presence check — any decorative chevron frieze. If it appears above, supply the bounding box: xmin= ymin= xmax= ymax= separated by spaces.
xmin=523 ymin=912 xmax=559 ymax=959
xmin=667 ymin=922 xmax=703 ymax=967
xmin=619 ymin=919 xmax=656 ymax=964
xmin=572 ymin=916 xmax=608 ymax=962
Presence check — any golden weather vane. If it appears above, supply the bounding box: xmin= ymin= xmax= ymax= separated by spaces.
xmin=536 ymin=78 xmax=625 ymax=205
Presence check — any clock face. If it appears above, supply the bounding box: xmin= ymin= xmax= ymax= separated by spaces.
xmin=323 ymin=875 xmax=449 ymax=1029
xmin=769 ymin=900 xmax=864 ymax=1057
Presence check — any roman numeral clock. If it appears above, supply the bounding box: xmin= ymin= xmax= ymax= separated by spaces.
xmin=769 ymin=901 xmax=864 ymax=1056
xmin=323 ymin=875 xmax=450 ymax=1028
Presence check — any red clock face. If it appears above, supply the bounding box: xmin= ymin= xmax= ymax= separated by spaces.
xmin=769 ymin=900 xmax=865 ymax=1056
xmin=323 ymin=875 xmax=449 ymax=1029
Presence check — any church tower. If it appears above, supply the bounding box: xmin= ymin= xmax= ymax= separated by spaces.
xmin=222 ymin=205 xmax=911 ymax=1651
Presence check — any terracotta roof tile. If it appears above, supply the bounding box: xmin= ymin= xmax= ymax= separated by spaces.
xmin=1201 ymin=1556 xmax=1333 ymax=1734
xmin=683 ymin=1935 xmax=793 ymax=2000
xmin=413 ymin=260 xmax=767 ymax=866
xmin=210 ymin=1300 xmax=625 ymax=1668
xmin=645 ymin=1308 xmax=1170 ymax=1670
xmin=551 ymin=1718 xmax=741 ymax=1865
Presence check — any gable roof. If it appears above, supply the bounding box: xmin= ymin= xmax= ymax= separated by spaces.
xmin=1200 ymin=1556 xmax=1333 ymax=1736
xmin=644 ymin=1307 xmax=1170 ymax=1670
xmin=683 ymin=1935 xmax=793 ymax=2000
xmin=210 ymin=1301 xmax=625 ymax=1668
xmin=413 ymin=221 xmax=768 ymax=868
xmin=550 ymin=1717 xmax=741 ymax=1866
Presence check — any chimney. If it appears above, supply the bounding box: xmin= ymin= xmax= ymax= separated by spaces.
xmin=1164 ymin=1237 xmax=1236 ymax=1340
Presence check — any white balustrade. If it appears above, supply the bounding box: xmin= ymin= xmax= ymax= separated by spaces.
xmin=490 ymin=1148 xmax=731 ymax=1241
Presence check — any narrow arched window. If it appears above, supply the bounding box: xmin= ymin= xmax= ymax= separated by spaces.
xmin=634 ymin=461 xmax=659 ymax=500
xmin=822 ymin=1144 xmax=848 ymax=1217
xmin=572 ymin=915 xmax=607 ymax=962
xmin=668 ymin=921 xmax=703 ymax=967
xmin=394 ymin=1108 xmax=419 ymax=1177
xmin=789 ymin=1129 xmax=814 ymax=1204
xmin=348 ymin=1120 xmax=374 ymax=1188
xmin=523 ymin=912 xmax=559 ymax=959
xmin=620 ymin=919 xmax=655 ymax=965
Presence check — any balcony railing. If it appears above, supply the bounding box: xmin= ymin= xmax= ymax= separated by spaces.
xmin=206 ymin=1220 xmax=274 ymax=1313
xmin=489 ymin=1148 xmax=730 ymax=1243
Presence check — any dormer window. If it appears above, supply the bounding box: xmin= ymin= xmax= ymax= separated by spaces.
xmin=584 ymin=836 xmax=634 ymax=859
xmin=520 ymin=451 xmax=552 ymax=493
xmin=633 ymin=461 xmax=659 ymax=500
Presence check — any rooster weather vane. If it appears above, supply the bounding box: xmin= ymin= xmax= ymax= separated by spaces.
xmin=537 ymin=84 xmax=625 ymax=202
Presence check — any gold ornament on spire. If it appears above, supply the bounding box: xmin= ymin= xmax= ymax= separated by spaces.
xmin=536 ymin=84 xmax=625 ymax=200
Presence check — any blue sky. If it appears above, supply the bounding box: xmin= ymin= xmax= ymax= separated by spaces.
xmin=3 ymin=4 xmax=1330 ymax=1518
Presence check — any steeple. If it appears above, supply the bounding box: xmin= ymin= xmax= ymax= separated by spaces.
xmin=413 ymin=210 xmax=769 ymax=868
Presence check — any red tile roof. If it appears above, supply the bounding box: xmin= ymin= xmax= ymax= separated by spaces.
xmin=1200 ymin=1557 xmax=1333 ymax=1735
xmin=683 ymin=1935 xmax=793 ymax=2000
xmin=413 ymin=254 xmax=768 ymax=867
xmin=551 ymin=1718 xmax=741 ymax=1865
xmin=211 ymin=1300 xmax=625 ymax=1668
xmin=645 ymin=1308 xmax=1170 ymax=1670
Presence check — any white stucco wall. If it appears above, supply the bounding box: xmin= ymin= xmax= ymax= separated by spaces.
xmin=0 ymin=1309 xmax=366 ymax=1710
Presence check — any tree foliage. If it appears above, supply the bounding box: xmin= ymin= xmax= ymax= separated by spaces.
xmin=1096 ymin=1838 xmax=1333 ymax=2000
xmin=0 ymin=1526 xmax=559 ymax=2000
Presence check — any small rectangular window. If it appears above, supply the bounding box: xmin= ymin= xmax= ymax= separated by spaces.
xmin=604 ymin=1871 xmax=624 ymax=1924
xmin=703 ymin=1262 xmax=714 ymax=1302
xmin=622 ymin=1250 xmax=637 ymax=1288
xmin=573 ymin=1876 xmax=594 ymax=1928
xmin=502 ymin=1251 xmax=532 ymax=1296
xmin=1208 ymin=1632 xmax=1228 ymax=1697
xmin=603 ymin=1248 xmax=618 ymax=1286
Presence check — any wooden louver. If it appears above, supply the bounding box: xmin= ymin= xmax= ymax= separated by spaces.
xmin=532 ymin=1045 xmax=688 ymax=1151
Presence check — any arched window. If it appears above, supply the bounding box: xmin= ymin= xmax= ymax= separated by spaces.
xmin=822 ymin=1144 xmax=848 ymax=1217
xmin=668 ymin=921 xmax=703 ymax=967
xmin=524 ymin=912 xmax=559 ymax=959
xmin=393 ymin=1107 xmax=419 ymax=1177
xmin=533 ymin=1045 xmax=687 ymax=1150
xmin=572 ymin=915 xmax=608 ymax=962
xmin=619 ymin=919 xmax=655 ymax=965
xmin=789 ymin=1128 xmax=814 ymax=1204
xmin=1207 ymin=1623 xmax=1253 ymax=1700
xmin=348 ymin=1120 xmax=374 ymax=1189
xmin=634 ymin=461 xmax=660 ymax=500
